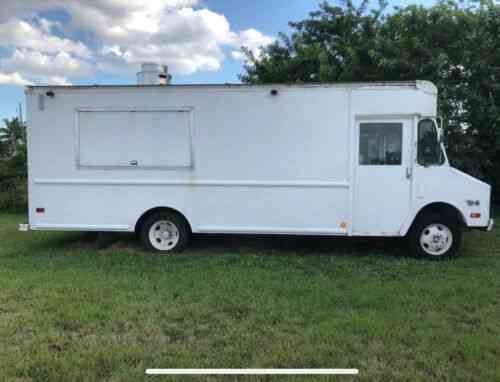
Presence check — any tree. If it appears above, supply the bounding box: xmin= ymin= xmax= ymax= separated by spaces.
xmin=0 ymin=118 xmax=27 ymax=211
xmin=240 ymin=0 xmax=500 ymax=199
xmin=0 ymin=118 xmax=26 ymax=159
xmin=240 ymin=0 xmax=387 ymax=84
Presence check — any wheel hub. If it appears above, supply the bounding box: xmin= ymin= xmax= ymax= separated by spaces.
xmin=420 ymin=224 xmax=453 ymax=256
xmin=148 ymin=220 xmax=180 ymax=251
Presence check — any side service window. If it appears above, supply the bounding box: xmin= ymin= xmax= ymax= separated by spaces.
xmin=77 ymin=109 xmax=193 ymax=169
xmin=359 ymin=123 xmax=403 ymax=166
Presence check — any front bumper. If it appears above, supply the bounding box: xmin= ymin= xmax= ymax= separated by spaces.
xmin=486 ymin=218 xmax=495 ymax=232
xmin=472 ymin=218 xmax=495 ymax=232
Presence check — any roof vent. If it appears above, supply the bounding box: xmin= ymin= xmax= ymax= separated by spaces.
xmin=137 ymin=63 xmax=171 ymax=85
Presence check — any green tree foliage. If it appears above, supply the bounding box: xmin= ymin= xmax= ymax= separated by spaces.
xmin=241 ymin=0 xmax=500 ymax=199
xmin=0 ymin=118 xmax=27 ymax=211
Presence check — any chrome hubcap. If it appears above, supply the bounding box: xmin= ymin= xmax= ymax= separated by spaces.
xmin=419 ymin=224 xmax=453 ymax=256
xmin=149 ymin=220 xmax=180 ymax=251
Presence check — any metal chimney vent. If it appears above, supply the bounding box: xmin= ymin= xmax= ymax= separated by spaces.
xmin=137 ymin=63 xmax=171 ymax=85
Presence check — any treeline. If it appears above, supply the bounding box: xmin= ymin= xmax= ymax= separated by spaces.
xmin=0 ymin=118 xmax=27 ymax=211
xmin=1 ymin=1 xmax=500 ymax=212
xmin=241 ymin=0 xmax=500 ymax=200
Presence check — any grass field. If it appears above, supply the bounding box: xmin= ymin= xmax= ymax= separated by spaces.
xmin=0 ymin=212 xmax=499 ymax=381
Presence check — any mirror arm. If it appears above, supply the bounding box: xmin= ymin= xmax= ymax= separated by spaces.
xmin=436 ymin=116 xmax=443 ymax=130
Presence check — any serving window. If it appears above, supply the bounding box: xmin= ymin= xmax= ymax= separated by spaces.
xmin=76 ymin=108 xmax=193 ymax=169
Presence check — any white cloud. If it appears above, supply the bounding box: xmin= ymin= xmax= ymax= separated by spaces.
xmin=0 ymin=17 xmax=92 ymax=86
xmin=0 ymin=1 xmax=199 ymax=23
xmin=231 ymin=51 xmax=246 ymax=61
xmin=0 ymin=19 xmax=91 ymax=58
xmin=2 ymin=49 xmax=92 ymax=78
xmin=39 ymin=76 xmax=72 ymax=86
xmin=230 ymin=28 xmax=275 ymax=62
xmin=37 ymin=17 xmax=62 ymax=34
xmin=95 ymin=7 xmax=275 ymax=74
xmin=0 ymin=72 xmax=33 ymax=86
xmin=0 ymin=0 xmax=274 ymax=84
xmin=98 ymin=7 xmax=232 ymax=74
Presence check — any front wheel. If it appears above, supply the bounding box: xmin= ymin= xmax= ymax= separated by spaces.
xmin=408 ymin=214 xmax=462 ymax=259
xmin=140 ymin=211 xmax=190 ymax=253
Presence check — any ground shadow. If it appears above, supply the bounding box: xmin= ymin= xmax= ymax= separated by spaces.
xmin=189 ymin=233 xmax=408 ymax=257
xmin=25 ymin=228 xmax=409 ymax=259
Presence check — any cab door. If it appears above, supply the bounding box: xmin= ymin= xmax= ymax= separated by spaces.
xmin=353 ymin=118 xmax=413 ymax=235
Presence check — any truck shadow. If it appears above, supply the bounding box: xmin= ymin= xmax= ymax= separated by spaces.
xmin=30 ymin=230 xmax=409 ymax=258
xmin=188 ymin=233 xmax=409 ymax=258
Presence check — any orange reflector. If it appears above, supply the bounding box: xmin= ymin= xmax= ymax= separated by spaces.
xmin=36 ymin=208 xmax=45 ymax=214
xmin=470 ymin=213 xmax=481 ymax=219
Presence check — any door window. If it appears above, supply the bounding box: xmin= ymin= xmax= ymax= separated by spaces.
xmin=359 ymin=123 xmax=403 ymax=165
xmin=417 ymin=119 xmax=444 ymax=166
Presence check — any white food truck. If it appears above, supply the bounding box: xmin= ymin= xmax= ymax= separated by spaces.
xmin=23 ymin=80 xmax=494 ymax=258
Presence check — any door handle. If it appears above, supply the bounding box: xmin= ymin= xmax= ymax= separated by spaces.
xmin=406 ymin=166 xmax=412 ymax=179
xmin=130 ymin=160 xmax=138 ymax=166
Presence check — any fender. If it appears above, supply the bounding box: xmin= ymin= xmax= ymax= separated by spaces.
xmin=134 ymin=206 xmax=193 ymax=233
xmin=399 ymin=201 xmax=467 ymax=236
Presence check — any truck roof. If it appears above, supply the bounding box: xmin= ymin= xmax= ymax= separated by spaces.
xmin=26 ymin=80 xmax=436 ymax=93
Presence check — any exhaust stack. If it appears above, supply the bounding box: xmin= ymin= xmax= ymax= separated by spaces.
xmin=137 ymin=63 xmax=171 ymax=85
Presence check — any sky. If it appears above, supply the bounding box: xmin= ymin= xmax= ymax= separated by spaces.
xmin=0 ymin=0 xmax=434 ymax=122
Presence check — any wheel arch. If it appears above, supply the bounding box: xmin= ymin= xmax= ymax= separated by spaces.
xmin=134 ymin=206 xmax=192 ymax=234
xmin=402 ymin=202 xmax=467 ymax=236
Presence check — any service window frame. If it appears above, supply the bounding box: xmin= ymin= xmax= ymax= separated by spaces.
xmin=74 ymin=107 xmax=195 ymax=170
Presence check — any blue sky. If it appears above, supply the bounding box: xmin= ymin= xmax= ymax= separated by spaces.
xmin=0 ymin=0 xmax=434 ymax=122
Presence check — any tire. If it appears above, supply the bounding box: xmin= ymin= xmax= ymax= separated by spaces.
xmin=139 ymin=211 xmax=190 ymax=253
xmin=408 ymin=212 xmax=462 ymax=260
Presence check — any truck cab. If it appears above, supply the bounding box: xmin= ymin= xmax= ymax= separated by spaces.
xmin=353 ymin=84 xmax=493 ymax=259
xmin=402 ymin=117 xmax=493 ymax=257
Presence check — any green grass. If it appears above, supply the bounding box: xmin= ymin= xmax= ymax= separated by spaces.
xmin=0 ymin=213 xmax=499 ymax=382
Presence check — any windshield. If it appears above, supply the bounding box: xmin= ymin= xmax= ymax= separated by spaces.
xmin=417 ymin=119 xmax=444 ymax=166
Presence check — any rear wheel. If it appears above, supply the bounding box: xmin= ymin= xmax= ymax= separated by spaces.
xmin=408 ymin=213 xmax=462 ymax=259
xmin=140 ymin=211 xmax=190 ymax=253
